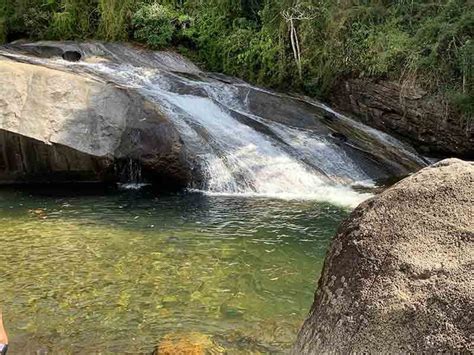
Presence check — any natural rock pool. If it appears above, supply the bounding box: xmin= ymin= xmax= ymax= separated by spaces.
xmin=0 ymin=186 xmax=348 ymax=353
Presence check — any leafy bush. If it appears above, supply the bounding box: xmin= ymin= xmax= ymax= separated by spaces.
xmin=132 ymin=3 xmax=191 ymax=49
xmin=41 ymin=0 xmax=98 ymax=40
xmin=0 ymin=0 xmax=56 ymax=40
xmin=0 ymin=0 xmax=8 ymax=43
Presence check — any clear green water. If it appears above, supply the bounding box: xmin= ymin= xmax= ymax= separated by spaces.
xmin=0 ymin=186 xmax=348 ymax=354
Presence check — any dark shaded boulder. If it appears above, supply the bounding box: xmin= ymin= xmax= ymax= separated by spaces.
xmin=295 ymin=159 xmax=474 ymax=353
xmin=0 ymin=129 xmax=112 ymax=184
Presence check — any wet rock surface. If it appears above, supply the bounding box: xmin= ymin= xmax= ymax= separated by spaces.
xmin=330 ymin=79 xmax=473 ymax=158
xmin=0 ymin=41 xmax=427 ymax=190
xmin=294 ymin=158 xmax=474 ymax=353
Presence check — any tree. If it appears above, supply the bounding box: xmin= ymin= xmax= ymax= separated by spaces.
xmin=281 ymin=3 xmax=317 ymax=80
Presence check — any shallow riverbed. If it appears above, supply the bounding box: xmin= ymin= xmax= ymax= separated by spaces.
xmin=0 ymin=186 xmax=348 ymax=353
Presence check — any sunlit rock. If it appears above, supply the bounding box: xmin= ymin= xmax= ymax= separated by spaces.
xmin=0 ymin=55 xmax=192 ymax=188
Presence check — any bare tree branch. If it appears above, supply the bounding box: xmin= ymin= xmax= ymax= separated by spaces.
xmin=281 ymin=4 xmax=317 ymax=79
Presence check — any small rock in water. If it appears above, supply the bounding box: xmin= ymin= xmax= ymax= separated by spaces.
xmin=155 ymin=332 xmax=223 ymax=355
xmin=166 ymin=236 xmax=179 ymax=243
xmin=162 ymin=295 xmax=179 ymax=304
xmin=29 ymin=208 xmax=46 ymax=217
xmin=219 ymin=303 xmax=245 ymax=319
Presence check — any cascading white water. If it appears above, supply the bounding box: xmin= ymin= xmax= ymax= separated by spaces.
xmin=0 ymin=45 xmax=427 ymax=207
xmin=78 ymin=63 xmax=372 ymax=206
xmin=157 ymin=94 xmax=369 ymax=206
xmin=117 ymin=158 xmax=151 ymax=190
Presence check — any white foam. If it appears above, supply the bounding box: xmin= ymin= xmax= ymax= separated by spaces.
xmin=117 ymin=183 xmax=151 ymax=190
xmin=72 ymin=61 xmax=376 ymax=207
xmin=188 ymin=187 xmax=372 ymax=209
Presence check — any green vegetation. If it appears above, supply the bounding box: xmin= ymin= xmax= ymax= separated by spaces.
xmin=0 ymin=0 xmax=472 ymax=115
xmin=132 ymin=3 xmax=192 ymax=48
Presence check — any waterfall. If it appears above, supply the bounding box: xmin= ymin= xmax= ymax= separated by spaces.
xmin=117 ymin=158 xmax=149 ymax=190
xmin=91 ymin=65 xmax=373 ymax=205
xmin=0 ymin=43 xmax=428 ymax=207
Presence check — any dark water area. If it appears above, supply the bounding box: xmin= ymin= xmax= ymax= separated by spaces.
xmin=0 ymin=186 xmax=348 ymax=353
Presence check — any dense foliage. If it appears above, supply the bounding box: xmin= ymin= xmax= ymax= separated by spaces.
xmin=0 ymin=0 xmax=472 ymax=115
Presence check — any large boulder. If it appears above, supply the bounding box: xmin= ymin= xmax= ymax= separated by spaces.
xmin=0 ymin=57 xmax=192 ymax=187
xmin=294 ymin=159 xmax=474 ymax=353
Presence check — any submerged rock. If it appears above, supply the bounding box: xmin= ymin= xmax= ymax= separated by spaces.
xmin=294 ymin=159 xmax=474 ymax=353
xmin=155 ymin=332 xmax=223 ymax=355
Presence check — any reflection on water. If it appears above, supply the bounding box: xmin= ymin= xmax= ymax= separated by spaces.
xmin=0 ymin=186 xmax=348 ymax=353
